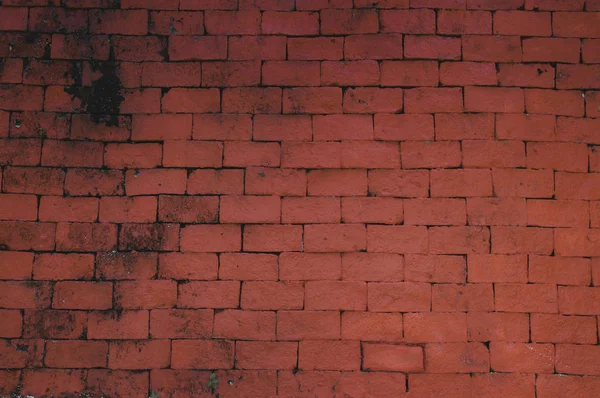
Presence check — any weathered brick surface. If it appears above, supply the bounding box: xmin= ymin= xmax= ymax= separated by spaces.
xmin=0 ymin=1 xmax=599 ymax=396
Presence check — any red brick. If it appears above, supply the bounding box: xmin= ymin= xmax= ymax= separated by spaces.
xmin=50 ymin=34 xmax=109 ymax=60
xmin=20 ymin=369 xmax=86 ymax=397
xmin=104 ymin=144 xmax=161 ymax=169
xmin=118 ymin=223 xmax=179 ymax=251
xmin=142 ymin=62 xmax=200 ymax=87
xmin=180 ymin=0 xmax=237 ymax=9
xmin=296 ymin=0 xmax=353 ymax=8
xmin=0 ymin=194 xmax=37 ymax=221
xmin=122 ymin=0 xmax=178 ymax=8
xmin=150 ymin=309 xmax=213 ymax=339
xmin=90 ymin=9 xmax=147 ymax=35
xmin=344 ymin=33 xmax=403 ymax=60
xmin=404 ymin=254 xmax=466 ymax=283
xmin=277 ymin=310 xmax=340 ymax=340
xmin=559 ymin=286 xmax=600 ymax=315
xmin=223 ymin=87 xmax=281 ymax=114
xmin=0 ymin=138 xmax=41 ymax=166
xmin=463 ymin=35 xmax=522 ymax=62
xmin=496 ymin=283 xmax=557 ymax=313
xmin=0 ymin=281 xmax=51 ymax=309
xmin=253 ymin=115 xmax=311 ymax=141
xmin=492 ymin=226 xmax=553 ymax=254
xmin=526 ymin=89 xmax=585 ymax=116
xmin=465 ymin=87 xmax=524 ymax=113
xmin=180 ymin=225 xmax=241 ymax=252
xmin=558 ymin=64 xmax=600 ymax=89
xmin=405 ymin=87 xmax=463 ymax=113
xmin=223 ymin=141 xmax=280 ymax=167
xmin=236 ymin=341 xmax=297 ymax=370
xmin=472 ymin=374 xmax=535 ymax=397
xmin=322 ymin=9 xmax=379 ymax=34
xmin=408 ymin=374 xmax=471 ymax=397
xmin=583 ymin=39 xmax=600 ymax=63
xmin=213 ymin=309 xmax=275 ymax=340
xmin=381 ymin=60 xmax=437 ymax=86
xmin=380 ymin=9 xmax=434 ymax=33
xmin=313 ymin=115 xmax=372 ymax=141
xmin=532 ymin=313 xmax=596 ymax=345
xmin=149 ymin=11 xmax=204 ymax=35
xmin=493 ymin=169 xmax=554 ymax=198
xmin=229 ymin=35 xmax=286 ymax=60
xmin=468 ymin=254 xmax=527 ymax=283
xmin=0 ymin=252 xmax=31 ymax=281
xmin=109 ymin=340 xmax=170 ymax=370
xmin=39 ymin=196 xmax=98 ymax=222
xmin=468 ymin=0 xmax=524 ymax=8
xmin=241 ymin=281 xmax=303 ymax=310
xmin=526 ymin=0 xmax=584 ymax=9
xmin=162 ymin=88 xmax=220 ymax=113
xmin=41 ymin=140 xmax=102 ymax=167
xmin=0 ymin=7 xmax=28 ymax=30
xmin=299 ymin=340 xmax=360 ymax=371
xmin=554 ymin=12 xmax=600 ymax=38
xmin=205 ymin=11 xmax=260 ymax=35
xmin=64 ymin=169 xmax=122 ymax=196
xmin=45 ymin=340 xmax=108 ymax=368
xmin=159 ymin=196 xmax=217 ymax=224
xmin=322 ymin=60 xmax=380 ymax=86
xmin=433 ymin=283 xmax=494 ymax=312
xmin=239 ymin=0 xmax=296 ymax=9
xmin=279 ymin=253 xmax=341 ymax=281
xmin=262 ymin=11 xmax=319 ymax=35
xmin=467 ymin=312 xmax=530 ymax=342
xmin=498 ymin=63 xmax=555 ymax=88
xmin=523 ymin=38 xmax=580 ymax=64
xmin=467 ymin=197 xmax=526 ymax=226
xmin=429 ymin=226 xmax=490 ymax=254
xmin=284 ymin=87 xmax=341 ymax=114
xmin=96 ymin=252 xmax=158 ymax=280
xmin=375 ymin=114 xmax=434 ymax=141
xmin=341 ymin=197 xmax=401 ymax=224
xmin=33 ymin=253 xmax=93 ymax=281
xmin=437 ymin=10 xmax=491 ymax=34
xmin=262 ymin=61 xmax=320 ymax=87
xmin=304 ymin=224 xmax=366 ymax=253
xmin=86 ymin=370 xmax=149 ymax=398
xmin=178 ymin=281 xmax=239 ymax=309
xmin=281 ymin=142 xmax=340 ymax=168
xmin=440 ymin=62 xmax=497 ymax=86
xmin=169 ymin=36 xmax=227 ymax=60
xmin=305 ymin=281 xmax=366 ymax=310
xmin=158 ymin=253 xmax=216 ymax=280
xmin=237 ymin=225 xmax=301 ymax=252
xmin=344 ymin=87 xmax=404 ymax=113
xmin=369 ymin=169 xmax=429 ymax=198
xmin=496 ymin=114 xmax=555 ymax=141
xmin=405 ymin=35 xmax=461 ymax=60
xmin=528 ymin=199 xmax=589 ymax=228
xmin=405 ymin=312 xmax=466 ymax=344
xmin=53 ymin=281 xmax=112 ymax=310
xmin=401 ymin=141 xmax=460 ymax=169
xmin=0 ymin=310 xmax=22 ymax=338
xmin=0 ymin=222 xmax=55 ymax=251
xmin=8 ymin=112 xmax=67 ymax=139
xmin=132 ymin=114 xmax=192 ymax=141
xmin=187 ymin=169 xmax=244 ymax=195
xmin=368 ymin=282 xmax=431 ymax=311
xmin=203 ymin=61 xmax=261 ymax=87
xmin=431 ymin=169 xmax=492 ymax=197
xmin=288 ymin=37 xmax=344 ymax=60
xmin=22 ymin=60 xmax=72 ymax=86
xmin=341 ymin=141 xmax=400 ymax=169
xmin=494 ymin=10 xmax=551 ymax=36
xmin=126 ymin=169 xmax=187 ymax=196
xmin=342 ymin=312 xmax=402 ymax=341
xmin=556 ymin=172 xmax=600 ymax=200
xmin=425 ymin=343 xmax=490 ymax=373
xmin=537 ymin=375 xmax=600 ymax=397
xmin=556 ymin=345 xmax=600 ymax=376
xmin=0 ymin=85 xmax=44 ymax=112
xmin=308 ymin=169 xmax=367 ymax=196
xmin=282 ymin=197 xmax=340 ymax=223
xmin=435 ymin=113 xmax=494 ymax=140
xmin=404 ymin=198 xmax=463 ymax=226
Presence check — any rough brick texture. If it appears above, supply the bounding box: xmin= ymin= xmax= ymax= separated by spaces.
xmin=0 ymin=1 xmax=599 ymax=397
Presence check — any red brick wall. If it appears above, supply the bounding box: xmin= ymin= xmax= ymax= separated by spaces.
xmin=1 ymin=0 xmax=600 ymax=396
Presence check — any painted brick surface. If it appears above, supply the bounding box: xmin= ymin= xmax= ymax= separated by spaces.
xmin=0 ymin=0 xmax=599 ymax=396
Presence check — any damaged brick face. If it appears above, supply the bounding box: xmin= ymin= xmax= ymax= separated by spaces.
xmin=2 ymin=0 xmax=600 ymax=397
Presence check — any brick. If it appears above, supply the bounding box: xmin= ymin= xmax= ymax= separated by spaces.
xmin=559 ymin=286 xmax=600 ymax=315
xmin=464 ymin=87 xmax=524 ymax=113
xmin=277 ymin=310 xmax=340 ymax=340
xmin=180 ymin=0 xmax=237 ymax=9
xmin=466 ymin=197 xmax=526 ymax=227
xmin=526 ymin=0 xmax=584 ymax=9
xmin=22 ymin=310 xmax=85 ymax=339
xmin=296 ymin=0 xmax=353 ymax=8
xmin=462 ymin=35 xmax=522 ymax=62
xmin=0 ymin=339 xmax=42 ymax=368
xmin=526 ymin=89 xmax=585 ymax=116
xmin=321 ymin=9 xmax=379 ymax=34
xmin=0 ymin=7 xmax=28 ymax=30
xmin=126 ymin=169 xmax=187 ymax=196
xmin=241 ymin=281 xmax=303 ymax=310
xmin=205 ymin=11 xmax=260 ymax=35
xmin=495 ymin=283 xmax=557 ymax=313
xmin=162 ymin=88 xmax=220 ymax=113
xmin=496 ymin=114 xmax=556 ymax=141
xmin=523 ymin=38 xmax=580 ymax=64
xmin=109 ymin=340 xmax=170 ymax=370
xmin=494 ymin=11 xmax=551 ymax=36
xmin=279 ymin=253 xmax=341 ymax=281
xmin=583 ymin=39 xmax=600 ymax=63
xmin=180 ymin=225 xmax=241 ymax=252
xmin=305 ymin=281 xmax=366 ymax=310
xmin=45 ymin=340 xmax=108 ymax=368
xmin=492 ymin=226 xmax=553 ymax=254
xmin=425 ymin=343 xmax=490 ymax=373
xmin=39 ymin=196 xmax=98 ymax=222
xmin=104 ymin=144 xmax=162 ymax=169
xmin=178 ymin=281 xmax=239 ymax=309
xmin=149 ymin=11 xmax=204 ymax=35
xmin=223 ymin=141 xmax=280 ymax=167
xmin=55 ymin=222 xmax=117 ymax=252
xmin=187 ymin=169 xmax=244 ymax=195
xmin=404 ymin=254 xmax=466 ymax=283
xmin=558 ymin=64 xmax=600 ymax=89
xmin=408 ymin=374 xmax=471 ymax=397
xmin=262 ymin=11 xmax=319 ymax=35
xmin=431 ymin=169 xmax=492 ymax=197
xmin=97 ymin=252 xmax=158 ymax=280
xmin=527 ymin=199 xmax=589 ymax=228
xmin=307 ymin=169 xmax=366 ymax=196
xmin=236 ymin=341 xmax=297 ymax=370
xmin=556 ymin=345 xmax=600 ymax=376
xmin=158 ymin=253 xmax=217 ymax=280
xmin=0 ymin=281 xmax=51 ymax=309
xmin=468 ymin=254 xmax=527 ymax=283
xmin=381 ymin=9 xmax=435 ymax=33
xmin=368 ymin=169 xmax=429 ymax=198
xmin=342 ymin=197 xmax=402 ymax=225
xmin=86 ymin=370 xmax=150 ymax=398
xmin=497 ymin=63 xmax=555 ymax=88
xmin=381 ymin=60 xmax=437 ymax=86
xmin=150 ymin=309 xmax=213 ymax=339
xmin=203 ymin=61 xmax=261 ymax=87
xmin=429 ymin=227 xmax=490 ymax=254
xmin=228 ymin=35 xmax=286 ymax=60
xmin=531 ymin=314 xmax=597 ymax=344
xmin=0 ymin=138 xmax=41 ymax=166
xmin=432 ymin=283 xmax=494 ymax=312
xmin=402 ymin=141 xmax=461 ymax=169
xmin=163 ymin=141 xmax=223 ymax=168
xmin=405 ymin=312 xmax=467 ymax=343
xmin=554 ymin=12 xmax=600 ymax=38
xmin=374 ymin=114 xmax=434 ymax=141
xmin=169 ymin=36 xmax=227 ymax=61
xmin=253 ymin=115 xmax=311 ymax=141
xmin=341 ymin=312 xmax=403 ymax=341
xmin=440 ymin=62 xmax=497 ymax=86
xmin=223 ymin=87 xmax=281 ymax=114
xmin=20 ymin=370 xmax=85 ymax=398
xmin=41 ymin=140 xmax=102 ymax=167
xmin=468 ymin=0 xmax=524 ymax=8
xmin=465 ymin=140 xmax=526 ymax=167
xmin=556 ymin=117 xmax=600 ymax=144
xmin=53 ymin=282 xmax=112 ymax=310
xmin=437 ymin=10 xmax=491 ymax=34
xmin=344 ymin=87 xmax=404 ymax=113
xmin=64 ymin=169 xmax=123 ymax=197
xmin=262 ymin=61 xmax=320 ymax=87
xmin=0 ymin=194 xmax=37 ymax=221
xmin=537 ymin=375 xmax=600 ymax=397
xmin=0 ymin=222 xmax=55 ymax=251
xmin=142 ymin=62 xmax=201 ymax=87
xmin=131 ymin=114 xmax=192 ymax=141
xmin=314 ymin=115 xmax=372 ymax=141
xmin=405 ymin=35 xmax=461 ymax=60
xmin=246 ymin=168 xmax=306 ymax=197
xmin=159 ymin=196 xmax=217 ymax=224
xmin=284 ymin=87 xmax=341 ymax=114
xmin=322 ymin=60 xmax=380 ymax=86
xmin=194 ymin=114 xmax=252 ymax=141
xmin=493 ymin=169 xmax=554 ymax=198
xmin=0 ymin=310 xmax=22 ymax=338
xmin=472 ymin=374 xmax=535 ymax=397
xmin=435 ymin=113 xmax=494 ymax=140
xmin=533 ymin=256 xmax=591 ymax=286
xmin=368 ymin=282 xmax=431 ymax=312
xmin=243 ymin=225 xmax=302 ymax=252
xmin=213 ymin=310 xmax=275 ymax=340
xmin=9 ymin=112 xmax=69 ymax=139
xmin=118 ymin=223 xmax=179 ymax=251
xmin=282 ymin=197 xmax=340 ymax=223
xmin=467 ymin=312 xmax=530 ymax=342
xmin=405 ymin=88 xmax=463 ymax=113
xmin=90 ymin=9 xmax=147 ymax=35
xmin=33 ymin=253 xmax=94 ymax=281
xmin=344 ymin=34 xmax=403 ymax=60
xmin=299 ymin=340 xmax=361 ymax=370
xmin=288 ymin=37 xmax=344 ymax=60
